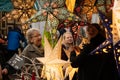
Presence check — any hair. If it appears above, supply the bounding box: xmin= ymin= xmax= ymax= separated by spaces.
xmin=63 ymin=31 xmax=73 ymax=40
xmin=62 ymin=31 xmax=74 ymax=45
xmin=26 ymin=28 xmax=40 ymax=43
xmin=87 ymin=23 xmax=106 ymax=38
xmin=92 ymin=23 xmax=101 ymax=30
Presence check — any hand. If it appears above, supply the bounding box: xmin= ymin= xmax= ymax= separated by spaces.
xmin=2 ymin=68 xmax=8 ymax=75
xmin=0 ymin=38 xmax=5 ymax=44
xmin=74 ymin=46 xmax=81 ymax=55
xmin=74 ymin=46 xmax=80 ymax=52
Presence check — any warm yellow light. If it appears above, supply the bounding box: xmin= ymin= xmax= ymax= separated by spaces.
xmin=108 ymin=45 xmax=111 ymax=48
xmin=22 ymin=24 xmax=28 ymax=30
xmin=6 ymin=14 xmax=10 ymax=17
xmin=13 ymin=15 xmax=19 ymax=19
xmin=8 ymin=17 xmax=12 ymax=20
xmin=28 ymin=9 xmax=36 ymax=16
xmin=105 ymin=19 xmax=108 ymax=22
xmin=11 ymin=10 xmax=17 ymax=15
xmin=18 ymin=10 xmax=22 ymax=15
xmin=20 ymin=14 xmax=28 ymax=23
xmin=103 ymin=48 xmax=108 ymax=53
xmin=119 ymin=56 xmax=120 ymax=61
xmin=117 ymin=49 xmax=120 ymax=53
xmin=95 ymin=52 xmax=99 ymax=54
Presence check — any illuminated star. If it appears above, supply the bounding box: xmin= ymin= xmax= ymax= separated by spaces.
xmin=37 ymin=36 xmax=69 ymax=80
xmin=63 ymin=49 xmax=78 ymax=80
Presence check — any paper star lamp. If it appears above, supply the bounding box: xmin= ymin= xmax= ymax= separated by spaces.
xmin=25 ymin=0 xmax=79 ymax=48
xmin=114 ymin=40 xmax=120 ymax=75
xmin=63 ymin=49 xmax=78 ymax=80
xmin=90 ymin=39 xmax=112 ymax=55
xmin=25 ymin=0 xmax=80 ymax=25
xmin=65 ymin=65 xmax=78 ymax=80
xmin=37 ymin=36 xmax=69 ymax=80
xmin=98 ymin=10 xmax=112 ymax=40
xmin=1 ymin=0 xmax=37 ymax=23
xmin=111 ymin=24 xmax=119 ymax=45
xmin=112 ymin=0 xmax=120 ymax=44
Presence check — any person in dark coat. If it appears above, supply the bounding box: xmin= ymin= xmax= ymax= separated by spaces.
xmin=21 ymin=28 xmax=44 ymax=77
xmin=70 ymin=23 xmax=120 ymax=80
xmin=7 ymin=25 xmax=27 ymax=60
xmin=0 ymin=36 xmax=8 ymax=80
xmin=0 ymin=35 xmax=15 ymax=80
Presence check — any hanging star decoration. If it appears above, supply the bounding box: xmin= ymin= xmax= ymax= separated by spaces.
xmin=114 ymin=40 xmax=120 ymax=75
xmin=90 ymin=10 xmax=113 ymax=55
xmin=1 ymin=0 xmax=37 ymax=23
xmin=36 ymin=36 xmax=70 ymax=80
xmin=111 ymin=0 xmax=120 ymax=75
xmin=90 ymin=39 xmax=112 ymax=55
xmin=96 ymin=0 xmax=114 ymax=13
xmin=112 ymin=0 xmax=120 ymax=44
xmin=26 ymin=0 xmax=80 ymax=48
xmin=41 ymin=13 xmax=59 ymax=48
xmin=25 ymin=0 xmax=80 ymax=25
xmin=63 ymin=48 xmax=78 ymax=80
xmin=98 ymin=10 xmax=112 ymax=40
xmin=74 ymin=0 xmax=113 ymax=23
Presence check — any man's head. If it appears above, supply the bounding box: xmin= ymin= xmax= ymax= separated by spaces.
xmin=26 ymin=28 xmax=42 ymax=47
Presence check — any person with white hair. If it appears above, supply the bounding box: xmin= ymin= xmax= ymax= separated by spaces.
xmin=22 ymin=28 xmax=44 ymax=58
xmin=21 ymin=28 xmax=44 ymax=77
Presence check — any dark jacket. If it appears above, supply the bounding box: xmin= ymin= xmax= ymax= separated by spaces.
xmin=22 ymin=44 xmax=44 ymax=76
xmin=0 ymin=44 xmax=7 ymax=67
xmin=70 ymin=33 xmax=120 ymax=80
xmin=0 ymin=44 xmax=16 ymax=80
xmin=22 ymin=44 xmax=44 ymax=61
xmin=61 ymin=44 xmax=69 ymax=61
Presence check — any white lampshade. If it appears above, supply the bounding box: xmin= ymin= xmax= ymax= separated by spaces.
xmin=91 ymin=13 xmax=100 ymax=24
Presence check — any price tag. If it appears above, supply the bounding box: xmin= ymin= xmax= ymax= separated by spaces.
xmin=7 ymin=54 xmax=24 ymax=70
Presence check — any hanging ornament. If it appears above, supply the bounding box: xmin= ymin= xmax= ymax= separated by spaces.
xmin=22 ymin=74 xmax=24 ymax=80
xmin=31 ymin=71 xmax=36 ymax=80
xmin=37 ymin=36 xmax=70 ymax=80
xmin=1 ymin=0 xmax=37 ymax=23
xmin=112 ymin=0 xmax=120 ymax=44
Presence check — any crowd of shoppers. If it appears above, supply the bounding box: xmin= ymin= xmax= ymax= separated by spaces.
xmin=0 ymin=23 xmax=120 ymax=80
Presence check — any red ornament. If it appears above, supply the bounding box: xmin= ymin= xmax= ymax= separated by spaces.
xmin=31 ymin=72 xmax=36 ymax=80
xmin=22 ymin=74 xmax=24 ymax=80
